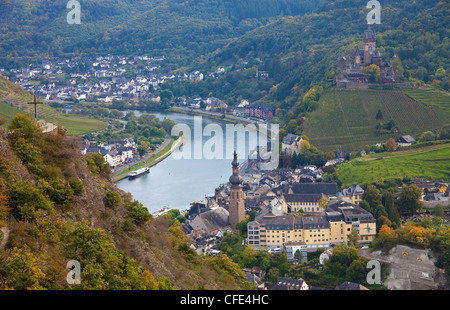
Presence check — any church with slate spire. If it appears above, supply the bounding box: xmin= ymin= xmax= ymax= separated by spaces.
xmin=228 ymin=150 xmax=246 ymax=229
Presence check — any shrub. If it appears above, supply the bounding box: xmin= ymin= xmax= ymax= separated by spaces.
xmin=126 ymin=200 xmax=152 ymax=225
xmin=68 ymin=179 xmax=84 ymax=196
xmin=105 ymin=191 xmax=122 ymax=209
xmin=8 ymin=180 xmax=55 ymax=220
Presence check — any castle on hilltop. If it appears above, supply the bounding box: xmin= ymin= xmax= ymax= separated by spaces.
xmin=336 ymin=26 xmax=400 ymax=89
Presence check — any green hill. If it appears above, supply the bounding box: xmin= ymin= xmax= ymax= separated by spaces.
xmin=335 ymin=143 xmax=450 ymax=187
xmin=0 ymin=77 xmax=107 ymax=135
xmin=302 ymin=88 xmax=450 ymax=151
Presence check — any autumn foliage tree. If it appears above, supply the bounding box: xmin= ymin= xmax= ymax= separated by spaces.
xmin=385 ymin=138 xmax=397 ymax=152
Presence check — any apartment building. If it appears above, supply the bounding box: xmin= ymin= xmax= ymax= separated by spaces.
xmin=247 ymin=199 xmax=376 ymax=252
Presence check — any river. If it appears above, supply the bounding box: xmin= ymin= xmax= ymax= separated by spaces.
xmin=116 ymin=111 xmax=271 ymax=212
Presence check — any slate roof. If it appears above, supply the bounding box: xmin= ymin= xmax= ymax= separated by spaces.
xmin=282 ymin=133 xmax=300 ymax=145
xmin=189 ymin=207 xmax=230 ymax=235
xmin=290 ymin=183 xmax=337 ymax=195
xmin=270 ymin=277 xmax=308 ymax=290
xmin=284 ymin=193 xmax=325 ymax=203
xmin=336 ymin=281 xmax=369 ymax=290
xmin=326 ymin=199 xmax=375 ymax=223
xmin=337 ymin=183 xmax=364 ymax=197
xmin=396 ymin=135 xmax=416 ymax=144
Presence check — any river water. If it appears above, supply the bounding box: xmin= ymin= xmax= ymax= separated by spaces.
xmin=116 ymin=111 xmax=271 ymax=212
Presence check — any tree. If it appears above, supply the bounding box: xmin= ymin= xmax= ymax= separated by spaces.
xmin=385 ymin=138 xmax=397 ymax=152
xmin=86 ymin=153 xmax=109 ymax=176
xmin=10 ymin=137 xmax=43 ymax=175
xmin=105 ymin=191 xmax=122 ymax=208
xmin=433 ymin=205 xmax=444 ymax=217
xmin=397 ymin=184 xmax=423 ymax=215
xmin=68 ymin=179 xmax=84 ymax=196
xmin=382 ymin=191 xmax=401 ymax=228
xmin=374 ymin=205 xmax=388 ymax=219
xmin=6 ymin=247 xmax=46 ymax=290
xmin=300 ymin=139 xmax=310 ymax=153
xmin=138 ymin=141 xmax=151 ymax=157
xmin=345 ymin=257 xmax=368 ymax=283
xmin=127 ymin=200 xmax=152 ymax=225
xmin=318 ymin=196 xmax=328 ymax=212
xmin=7 ymin=113 xmax=42 ymax=146
xmin=362 ymin=185 xmax=382 ymax=213
xmin=347 ymin=227 xmax=360 ymax=248
xmin=373 ymin=224 xmax=397 ymax=251
xmin=242 ymin=246 xmax=258 ymax=267
xmin=362 ymin=64 xmax=381 ymax=83
xmin=376 ymin=109 xmax=383 ymax=120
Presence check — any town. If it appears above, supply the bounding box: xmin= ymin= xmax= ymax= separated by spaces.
xmin=178 ymin=142 xmax=449 ymax=290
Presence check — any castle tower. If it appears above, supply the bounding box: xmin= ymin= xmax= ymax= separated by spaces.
xmin=363 ymin=25 xmax=376 ymax=65
xmin=229 ymin=150 xmax=246 ymax=229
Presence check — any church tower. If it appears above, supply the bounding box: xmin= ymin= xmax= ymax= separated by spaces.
xmin=363 ymin=25 xmax=376 ymax=65
xmin=229 ymin=150 xmax=246 ymax=229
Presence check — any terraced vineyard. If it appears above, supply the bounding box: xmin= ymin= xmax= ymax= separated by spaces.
xmin=302 ymin=88 xmax=450 ymax=151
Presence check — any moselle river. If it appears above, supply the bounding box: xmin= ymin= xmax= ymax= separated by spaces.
xmin=116 ymin=111 xmax=272 ymax=212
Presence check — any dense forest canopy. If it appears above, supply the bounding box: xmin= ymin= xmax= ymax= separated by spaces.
xmin=0 ymin=0 xmax=321 ymax=69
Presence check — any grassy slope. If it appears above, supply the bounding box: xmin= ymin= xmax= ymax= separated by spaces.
xmin=0 ymin=77 xmax=107 ymax=135
xmin=302 ymin=88 xmax=450 ymax=151
xmin=336 ymin=143 xmax=450 ymax=187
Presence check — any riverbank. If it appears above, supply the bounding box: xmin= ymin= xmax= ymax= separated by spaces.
xmin=169 ymin=106 xmax=255 ymax=125
xmin=111 ymin=135 xmax=184 ymax=183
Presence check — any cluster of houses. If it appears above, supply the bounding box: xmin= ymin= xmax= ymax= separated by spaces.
xmin=80 ymin=137 xmax=138 ymax=168
xmin=180 ymin=96 xmax=275 ymax=121
xmin=1 ymin=54 xmax=280 ymax=124
xmin=181 ymin=152 xmax=372 ymax=251
xmin=180 ymin=153 xmax=376 ymax=290
xmin=415 ymin=180 xmax=450 ymax=208
xmin=2 ymin=54 xmax=214 ymax=104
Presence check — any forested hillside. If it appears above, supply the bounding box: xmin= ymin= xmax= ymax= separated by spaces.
xmin=190 ymin=0 xmax=448 ymax=107
xmin=0 ymin=0 xmax=320 ymax=69
xmin=0 ymin=113 xmax=249 ymax=290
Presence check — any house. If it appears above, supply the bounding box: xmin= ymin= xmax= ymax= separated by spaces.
xmin=104 ymin=150 xmax=122 ymax=167
xmin=396 ymin=135 xmax=416 ymax=147
xmin=269 ymin=277 xmax=309 ymax=290
xmin=282 ymin=134 xmax=302 ymax=156
xmin=256 ymin=70 xmax=269 ymax=80
xmin=245 ymin=102 xmax=274 ymax=120
xmin=189 ymin=71 xmax=204 ymax=81
xmin=283 ymin=242 xmax=308 ymax=263
xmin=336 ymin=282 xmax=369 ymax=290
xmin=336 ymin=183 xmax=365 ymax=205
xmin=278 ymin=182 xmax=337 ymax=214
xmin=283 ymin=193 xmax=326 ymax=214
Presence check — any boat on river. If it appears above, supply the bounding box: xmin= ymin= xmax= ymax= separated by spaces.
xmin=128 ymin=167 xmax=150 ymax=179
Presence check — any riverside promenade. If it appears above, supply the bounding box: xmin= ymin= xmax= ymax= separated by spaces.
xmin=111 ymin=135 xmax=184 ymax=182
